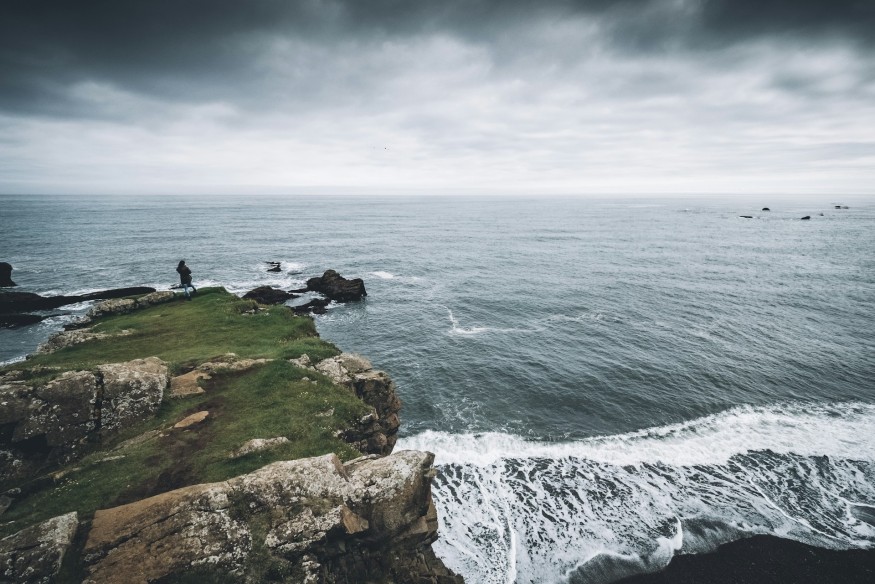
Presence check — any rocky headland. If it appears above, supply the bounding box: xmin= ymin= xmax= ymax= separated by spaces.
xmin=0 ymin=284 xmax=460 ymax=583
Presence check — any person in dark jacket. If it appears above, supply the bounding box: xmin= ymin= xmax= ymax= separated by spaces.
xmin=176 ymin=260 xmax=196 ymax=299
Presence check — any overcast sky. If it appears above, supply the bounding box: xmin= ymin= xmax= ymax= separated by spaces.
xmin=1 ymin=0 xmax=873 ymax=195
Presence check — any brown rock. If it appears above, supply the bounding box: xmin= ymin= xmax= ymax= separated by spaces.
xmin=169 ymin=370 xmax=209 ymax=397
xmin=305 ymin=269 xmax=367 ymax=302
xmin=173 ymin=411 xmax=209 ymax=429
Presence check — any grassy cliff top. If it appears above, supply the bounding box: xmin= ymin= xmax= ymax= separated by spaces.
xmin=1 ymin=288 xmax=371 ymax=537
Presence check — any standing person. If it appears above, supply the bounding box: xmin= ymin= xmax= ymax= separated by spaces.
xmin=176 ymin=260 xmax=196 ymax=300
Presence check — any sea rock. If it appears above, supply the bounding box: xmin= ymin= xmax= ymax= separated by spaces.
xmin=36 ymin=327 xmax=132 ymax=355
xmin=0 ymin=512 xmax=79 ymax=584
xmin=81 ymin=451 xmax=463 ymax=584
xmin=266 ymin=261 xmax=282 ymax=273
xmin=0 ymin=358 xmax=169 ymax=482
xmin=739 ymin=215 xmax=753 ymax=219
xmin=0 ymin=313 xmax=46 ymax=328
xmin=0 ymin=287 xmax=156 ymax=314
xmin=242 ymin=286 xmax=297 ymax=305
xmin=801 ymin=215 xmax=811 ymax=220
xmin=306 ymin=269 xmax=367 ymax=302
xmin=0 ymin=262 xmax=15 ymax=287
xmin=761 ymin=207 xmax=770 ymax=211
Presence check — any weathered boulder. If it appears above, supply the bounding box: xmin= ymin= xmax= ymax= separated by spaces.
xmin=0 ymin=512 xmax=78 ymax=584
xmin=82 ymin=451 xmax=462 ymax=584
xmin=97 ymin=357 xmax=168 ymax=435
xmin=306 ymin=270 xmax=367 ymax=302
xmin=36 ymin=327 xmax=132 ymax=355
xmin=0 ymin=263 xmax=15 ymax=287
xmin=242 ymin=286 xmax=298 ymax=305
xmin=0 ymin=358 xmax=169 ymax=482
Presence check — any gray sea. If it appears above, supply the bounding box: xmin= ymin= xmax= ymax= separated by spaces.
xmin=2 ymin=194 xmax=874 ymax=582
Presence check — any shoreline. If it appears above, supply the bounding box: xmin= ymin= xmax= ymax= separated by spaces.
xmin=616 ymin=535 xmax=875 ymax=584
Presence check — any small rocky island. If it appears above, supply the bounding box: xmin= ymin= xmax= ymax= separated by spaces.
xmin=0 ymin=282 xmax=461 ymax=583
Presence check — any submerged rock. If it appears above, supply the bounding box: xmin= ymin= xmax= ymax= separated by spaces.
xmin=81 ymin=451 xmax=462 ymax=584
xmin=293 ymin=298 xmax=330 ymax=315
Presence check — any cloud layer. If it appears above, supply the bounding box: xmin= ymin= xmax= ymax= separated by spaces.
xmin=2 ymin=0 xmax=874 ymax=194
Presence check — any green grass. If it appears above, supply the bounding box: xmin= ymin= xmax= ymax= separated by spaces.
xmin=0 ymin=289 xmax=371 ymax=537
xmin=6 ymin=287 xmax=339 ymax=375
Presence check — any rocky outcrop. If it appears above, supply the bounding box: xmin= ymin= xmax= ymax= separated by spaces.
xmin=266 ymin=261 xmax=282 ymax=272
xmin=242 ymin=286 xmax=298 ymax=305
xmin=0 ymin=358 xmax=169 ymax=482
xmin=36 ymin=327 xmax=132 ymax=355
xmin=0 ymin=287 xmax=156 ymax=314
xmin=0 ymin=263 xmax=15 ymax=287
xmin=292 ymin=353 xmax=401 ymax=456
xmin=86 ymin=290 xmax=174 ymax=319
xmin=169 ymin=354 xmax=271 ymax=397
xmin=81 ymin=451 xmax=462 ymax=584
xmin=305 ymin=270 xmax=367 ymax=302
xmin=0 ymin=512 xmax=79 ymax=584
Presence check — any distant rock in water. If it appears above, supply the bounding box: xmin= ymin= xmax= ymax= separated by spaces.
xmin=305 ymin=269 xmax=367 ymax=302
xmin=761 ymin=207 xmax=770 ymax=211
xmin=801 ymin=216 xmax=811 ymax=220
xmin=739 ymin=215 xmax=753 ymax=219
xmin=266 ymin=261 xmax=282 ymax=272
xmin=0 ymin=262 xmax=15 ymax=287
xmin=242 ymin=286 xmax=297 ymax=305
xmin=0 ymin=286 xmax=156 ymax=314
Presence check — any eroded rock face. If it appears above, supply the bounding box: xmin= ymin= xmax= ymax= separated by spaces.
xmin=0 ymin=512 xmax=78 ymax=584
xmin=82 ymin=451 xmax=462 ymax=584
xmin=306 ymin=270 xmax=367 ymax=302
xmin=301 ymin=353 xmax=401 ymax=456
xmin=0 ymin=358 xmax=169 ymax=482
xmin=97 ymin=357 xmax=167 ymax=435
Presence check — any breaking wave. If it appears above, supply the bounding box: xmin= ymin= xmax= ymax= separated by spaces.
xmin=397 ymin=403 xmax=875 ymax=583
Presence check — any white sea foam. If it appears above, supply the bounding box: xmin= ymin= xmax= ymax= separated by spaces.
xmin=371 ymin=271 xmax=395 ymax=279
xmin=399 ymin=403 xmax=875 ymax=584
xmin=399 ymin=403 xmax=875 ymax=467
xmin=446 ymin=308 xmax=488 ymax=335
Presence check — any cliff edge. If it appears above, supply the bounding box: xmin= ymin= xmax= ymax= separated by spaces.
xmin=0 ymin=287 xmax=461 ymax=583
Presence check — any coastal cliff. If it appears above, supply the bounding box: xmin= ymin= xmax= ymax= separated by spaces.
xmin=0 ymin=287 xmax=461 ymax=583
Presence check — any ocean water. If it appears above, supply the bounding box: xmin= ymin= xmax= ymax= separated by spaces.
xmin=1 ymin=194 xmax=874 ymax=582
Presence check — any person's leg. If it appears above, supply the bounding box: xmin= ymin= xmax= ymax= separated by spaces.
xmin=183 ymin=283 xmax=191 ymax=299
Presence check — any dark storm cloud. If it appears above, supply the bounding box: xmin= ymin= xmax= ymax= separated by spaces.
xmin=2 ymin=0 xmax=873 ymax=118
